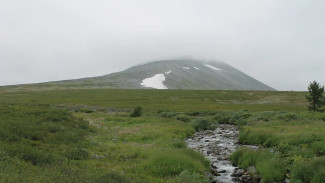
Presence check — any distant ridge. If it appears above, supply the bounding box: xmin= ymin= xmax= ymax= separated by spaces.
xmin=2 ymin=59 xmax=275 ymax=91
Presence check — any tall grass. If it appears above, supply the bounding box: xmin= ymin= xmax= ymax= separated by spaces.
xmin=231 ymin=148 xmax=286 ymax=183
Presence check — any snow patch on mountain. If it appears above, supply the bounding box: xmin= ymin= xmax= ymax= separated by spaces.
xmin=165 ymin=70 xmax=172 ymax=74
xmin=140 ymin=74 xmax=168 ymax=89
xmin=193 ymin=67 xmax=200 ymax=70
xmin=183 ymin=67 xmax=190 ymax=70
xmin=205 ymin=64 xmax=221 ymax=71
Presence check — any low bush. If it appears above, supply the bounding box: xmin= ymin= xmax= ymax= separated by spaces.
xmin=79 ymin=108 xmax=94 ymax=113
xmin=65 ymin=148 xmax=90 ymax=160
xmin=175 ymin=114 xmax=191 ymax=122
xmin=193 ymin=118 xmax=218 ymax=131
xmin=214 ymin=111 xmax=250 ymax=125
xmin=130 ymin=106 xmax=142 ymax=117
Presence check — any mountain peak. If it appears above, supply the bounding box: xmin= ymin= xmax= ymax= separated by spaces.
xmin=93 ymin=59 xmax=275 ymax=90
xmin=15 ymin=59 xmax=275 ymax=91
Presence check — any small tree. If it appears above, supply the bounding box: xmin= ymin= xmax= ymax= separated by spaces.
xmin=306 ymin=81 xmax=325 ymax=112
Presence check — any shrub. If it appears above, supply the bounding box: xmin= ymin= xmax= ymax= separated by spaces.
xmin=65 ymin=148 xmax=90 ymax=160
xmin=79 ymin=108 xmax=94 ymax=113
xmin=193 ymin=118 xmax=218 ymax=131
xmin=175 ymin=114 xmax=191 ymax=122
xmin=130 ymin=106 xmax=142 ymax=117
xmin=214 ymin=112 xmax=231 ymax=124
xmin=214 ymin=111 xmax=250 ymax=125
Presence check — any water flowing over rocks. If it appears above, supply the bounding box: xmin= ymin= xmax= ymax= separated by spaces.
xmin=186 ymin=124 xmax=259 ymax=183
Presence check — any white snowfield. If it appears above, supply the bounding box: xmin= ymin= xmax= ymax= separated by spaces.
xmin=165 ymin=70 xmax=172 ymax=74
xmin=140 ymin=74 xmax=168 ymax=89
xmin=193 ymin=67 xmax=200 ymax=70
xmin=183 ymin=67 xmax=190 ymax=70
xmin=205 ymin=64 xmax=221 ymax=71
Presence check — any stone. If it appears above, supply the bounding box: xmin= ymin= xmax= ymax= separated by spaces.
xmin=232 ymin=169 xmax=244 ymax=177
xmin=212 ymin=170 xmax=221 ymax=176
xmin=218 ymin=170 xmax=226 ymax=173
xmin=211 ymin=163 xmax=218 ymax=169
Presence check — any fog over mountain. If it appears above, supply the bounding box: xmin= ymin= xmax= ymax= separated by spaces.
xmin=31 ymin=60 xmax=274 ymax=91
xmin=1 ymin=0 xmax=325 ymax=91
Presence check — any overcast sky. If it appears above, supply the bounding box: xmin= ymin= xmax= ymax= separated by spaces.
xmin=1 ymin=0 xmax=324 ymax=91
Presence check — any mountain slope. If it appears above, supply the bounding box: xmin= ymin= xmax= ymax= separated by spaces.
xmin=41 ymin=59 xmax=274 ymax=91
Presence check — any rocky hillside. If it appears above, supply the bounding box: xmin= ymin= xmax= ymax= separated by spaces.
xmin=3 ymin=60 xmax=275 ymax=91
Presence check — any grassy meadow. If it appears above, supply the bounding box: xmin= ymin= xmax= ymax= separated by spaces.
xmin=0 ymin=88 xmax=324 ymax=182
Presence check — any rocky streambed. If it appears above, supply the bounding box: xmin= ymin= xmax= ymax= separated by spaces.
xmin=186 ymin=124 xmax=259 ymax=183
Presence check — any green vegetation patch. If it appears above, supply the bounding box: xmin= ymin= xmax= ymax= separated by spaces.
xmin=230 ymin=111 xmax=325 ymax=183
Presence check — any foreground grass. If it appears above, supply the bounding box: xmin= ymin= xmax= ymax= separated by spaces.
xmin=76 ymin=112 xmax=210 ymax=182
xmin=0 ymin=104 xmax=209 ymax=182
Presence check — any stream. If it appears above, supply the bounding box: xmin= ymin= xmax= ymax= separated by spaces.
xmin=186 ymin=124 xmax=259 ymax=183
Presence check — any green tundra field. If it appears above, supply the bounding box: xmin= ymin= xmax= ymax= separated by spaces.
xmin=0 ymin=88 xmax=324 ymax=183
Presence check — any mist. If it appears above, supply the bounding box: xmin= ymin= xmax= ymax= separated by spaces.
xmin=1 ymin=0 xmax=324 ymax=91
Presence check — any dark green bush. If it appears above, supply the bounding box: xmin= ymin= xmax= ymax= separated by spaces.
xmin=65 ymin=148 xmax=90 ymax=160
xmin=214 ymin=112 xmax=231 ymax=124
xmin=175 ymin=114 xmax=191 ymax=122
xmin=214 ymin=111 xmax=250 ymax=125
xmin=193 ymin=118 xmax=218 ymax=131
xmin=79 ymin=108 xmax=94 ymax=113
xmin=130 ymin=106 xmax=142 ymax=117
